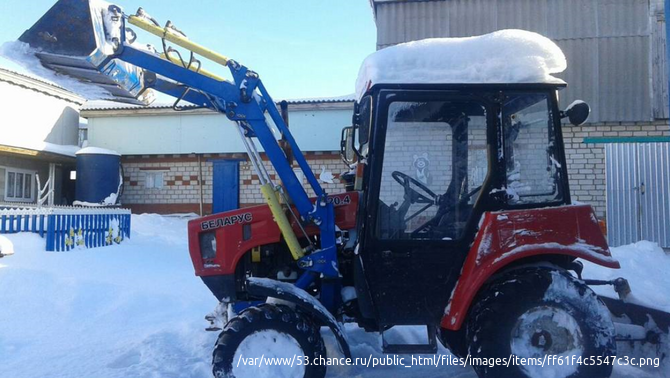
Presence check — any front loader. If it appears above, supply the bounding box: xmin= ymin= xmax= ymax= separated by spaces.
xmin=15 ymin=1 xmax=670 ymax=377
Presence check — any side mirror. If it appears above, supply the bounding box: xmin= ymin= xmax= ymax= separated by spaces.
xmin=562 ymin=100 xmax=590 ymax=126
xmin=340 ymin=126 xmax=357 ymax=167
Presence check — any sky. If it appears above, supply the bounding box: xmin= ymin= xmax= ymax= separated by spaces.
xmin=0 ymin=0 xmax=377 ymax=101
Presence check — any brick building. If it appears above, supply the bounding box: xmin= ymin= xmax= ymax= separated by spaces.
xmin=80 ymin=99 xmax=353 ymax=214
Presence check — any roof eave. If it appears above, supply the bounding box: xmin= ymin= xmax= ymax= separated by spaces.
xmin=81 ymin=100 xmax=355 ymax=118
xmin=0 ymin=69 xmax=84 ymax=105
xmin=0 ymin=144 xmax=76 ymax=163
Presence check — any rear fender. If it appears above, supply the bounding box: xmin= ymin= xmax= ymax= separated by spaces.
xmin=246 ymin=277 xmax=352 ymax=359
xmin=442 ymin=205 xmax=620 ymax=330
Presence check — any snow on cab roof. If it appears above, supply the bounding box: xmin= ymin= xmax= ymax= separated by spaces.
xmin=355 ymin=29 xmax=567 ymax=100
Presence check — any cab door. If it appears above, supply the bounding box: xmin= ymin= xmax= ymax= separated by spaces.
xmin=361 ymin=90 xmax=495 ymax=326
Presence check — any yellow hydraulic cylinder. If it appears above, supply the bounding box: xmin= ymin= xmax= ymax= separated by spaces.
xmin=260 ymin=183 xmax=304 ymax=260
xmin=128 ymin=15 xmax=230 ymax=67
xmin=160 ymin=52 xmax=226 ymax=82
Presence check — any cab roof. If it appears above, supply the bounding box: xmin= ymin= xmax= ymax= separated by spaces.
xmin=355 ymin=29 xmax=567 ymax=100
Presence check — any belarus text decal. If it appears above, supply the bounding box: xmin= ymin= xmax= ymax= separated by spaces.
xmin=201 ymin=213 xmax=253 ymax=230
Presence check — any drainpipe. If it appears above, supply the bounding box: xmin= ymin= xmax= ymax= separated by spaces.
xmin=197 ymin=153 xmax=204 ymax=216
xmin=279 ymin=100 xmax=294 ymax=166
xmin=278 ymin=100 xmax=294 ymax=205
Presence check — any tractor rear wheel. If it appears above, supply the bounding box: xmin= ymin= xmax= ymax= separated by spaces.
xmin=212 ymin=303 xmax=327 ymax=378
xmin=466 ymin=267 xmax=616 ymax=378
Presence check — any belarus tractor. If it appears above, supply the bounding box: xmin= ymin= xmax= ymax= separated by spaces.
xmin=17 ymin=1 xmax=670 ymax=377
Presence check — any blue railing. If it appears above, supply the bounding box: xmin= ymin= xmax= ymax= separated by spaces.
xmin=0 ymin=204 xmax=131 ymax=251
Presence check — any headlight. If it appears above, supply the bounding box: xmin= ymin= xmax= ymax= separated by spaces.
xmin=199 ymin=231 xmax=217 ymax=260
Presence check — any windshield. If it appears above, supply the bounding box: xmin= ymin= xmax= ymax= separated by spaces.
xmin=376 ymin=99 xmax=489 ymax=240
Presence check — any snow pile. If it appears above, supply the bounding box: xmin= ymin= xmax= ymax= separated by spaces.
xmin=582 ymin=242 xmax=670 ymax=377
xmin=0 ymin=235 xmax=14 ymax=256
xmin=582 ymin=241 xmax=670 ymax=312
xmin=0 ymin=214 xmax=216 ymax=378
xmin=355 ymin=29 xmax=567 ymax=99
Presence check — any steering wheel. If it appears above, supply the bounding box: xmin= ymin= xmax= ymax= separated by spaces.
xmin=411 ymin=184 xmax=483 ymax=237
xmin=458 ymin=185 xmax=483 ymax=207
xmin=391 ymin=171 xmax=436 ymax=205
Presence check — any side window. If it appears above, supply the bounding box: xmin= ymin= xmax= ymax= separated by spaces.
xmin=4 ymin=168 xmax=36 ymax=202
xmin=503 ymin=94 xmax=561 ymax=204
xmin=145 ymin=171 xmax=165 ymax=189
xmin=376 ymin=100 xmax=488 ymax=240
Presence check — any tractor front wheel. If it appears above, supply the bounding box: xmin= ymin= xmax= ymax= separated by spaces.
xmin=466 ymin=267 xmax=616 ymax=378
xmin=212 ymin=303 xmax=327 ymax=378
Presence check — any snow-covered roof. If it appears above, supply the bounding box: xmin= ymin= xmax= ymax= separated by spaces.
xmin=355 ymin=29 xmax=567 ymax=99
xmin=0 ymin=41 xmax=111 ymax=101
xmin=0 ymin=67 xmax=84 ymax=105
xmin=0 ymin=141 xmax=79 ymax=158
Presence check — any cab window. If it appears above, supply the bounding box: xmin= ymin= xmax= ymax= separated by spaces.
xmin=502 ymin=93 xmax=561 ymax=204
xmin=376 ymin=100 xmax=488 ymax=240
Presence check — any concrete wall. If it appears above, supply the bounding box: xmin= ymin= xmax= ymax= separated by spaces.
xmin=85 ymin=104 xmax=354 ymax=155
xmin=0 ymin=80 xmax=80 ymax=148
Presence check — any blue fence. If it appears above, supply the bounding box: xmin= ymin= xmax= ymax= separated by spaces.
xmin=0 ymin=205 xmax=131 ymax=251
xmin=0 ymin=211 xmax=48 ymax=235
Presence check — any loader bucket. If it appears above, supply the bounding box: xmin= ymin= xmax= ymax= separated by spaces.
xmin=18 ymin=0 xmax=151 ymax=104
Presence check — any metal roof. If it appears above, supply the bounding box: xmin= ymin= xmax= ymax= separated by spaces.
xmin=81 ymin=95 xmax=356 ymax=112
xmin=0 ymin=68 xmax=84 ymax=105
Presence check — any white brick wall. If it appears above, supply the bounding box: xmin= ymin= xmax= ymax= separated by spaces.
xmin=121 ymin=153 xmax=349 ymax=209
xmin=563 ymin=121 xmax=670 ymax=219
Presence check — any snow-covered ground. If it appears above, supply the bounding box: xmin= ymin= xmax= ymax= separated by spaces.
xmin=0 ymin=214 xmax=667 ymax=378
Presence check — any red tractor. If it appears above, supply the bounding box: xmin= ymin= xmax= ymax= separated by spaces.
xmin=190 ymin=83 xmax=630 ymax=378
xmin=17 ymin=2 xmax=669 ymax=377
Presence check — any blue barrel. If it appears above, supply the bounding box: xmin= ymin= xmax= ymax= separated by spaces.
xmin=74 ymin=147 xmax=121 ymax=206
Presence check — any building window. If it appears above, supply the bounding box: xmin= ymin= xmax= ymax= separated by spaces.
xmin=145 ymin=171 xmax=165 ymax=189
xmin=5 ymin=168 xmax=36 ymax=202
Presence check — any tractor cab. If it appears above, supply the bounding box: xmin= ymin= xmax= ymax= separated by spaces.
xmin=360 ymin=86 xmax=569 ymax=240
xmin=341 ymin=83 xmax=591 ymax=326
